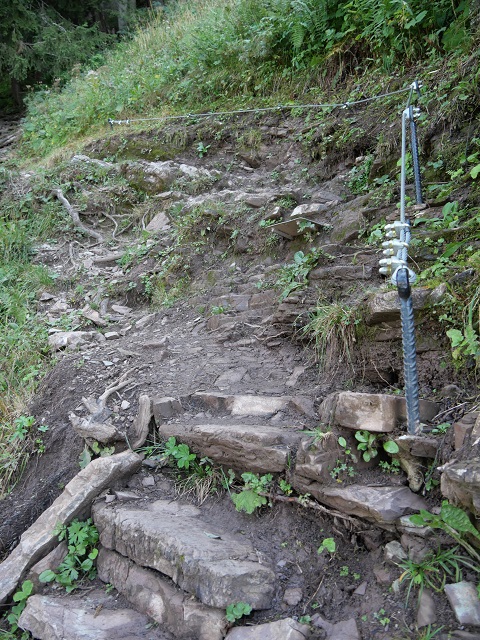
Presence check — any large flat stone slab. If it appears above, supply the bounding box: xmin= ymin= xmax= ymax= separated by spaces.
xmin=226 ymin=618 xmax=311 ymax=639
xmin=97 ymin=548 xmax=226 ymax=640
xmin=93 ymin=499 xmax=275 ymax=609
xmin=18 ymin=592 xmax=170 ymax=640
xmin=0 ymin=451 xmax=142 ymax=605
xmin=157 ymin=422 xmax=302 ymax=473
xmin=306 ymin=484 xmax=427 ymax=524
xmin=319 ymin=392 xmax=439 ymax=432
xmin=191 ymin=392 xmax=313 ymax=417
xmin=441 ymin=459 xmax=480 ymax=516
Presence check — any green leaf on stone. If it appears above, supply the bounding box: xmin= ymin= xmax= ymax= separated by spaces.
xmin=383 ymin=441 xmax=399 ymax=454
xmin=39 ymin=570 xmax=57 ymax=583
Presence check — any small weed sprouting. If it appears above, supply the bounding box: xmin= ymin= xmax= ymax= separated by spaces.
xmin=330 ymin=436 xmax=357 ymax=482
xmin=373 ymin=609 xmax=390 ymax=628
xmin=225 ymin=602 xmax=252 ymax=623
xmin=162 ymin=436 xmax=223 ymax=504
xmin=431 ymin=422 xmax=451 ymax=435
xmin=39 ymin=519 xmax=99 ymax=592
xmin=317 ymin=537 xmax=336 ymax=555
xmin=339 ymin=565 xmax=349 ymax=576
xmin=397 ymin=546 xmax=480 ymax=605
xmin=231 ymin=472 xmax=272 ymax=514
xmin=196 ymin=141 xmax=211 ymax=158
xmin=354 ymin=430 xmax=400 ymax=462
xmin=303 ymin=424 xmax=331 ymax=444
xmin=379 ymin=458 xmax=401 ymax=474
xmin=5 ymin=580 xmax=34 ymax=634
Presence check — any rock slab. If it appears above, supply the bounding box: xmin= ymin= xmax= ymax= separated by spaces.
xmin=93 ymin=499 xmax=275 ymax=609
xmin=18 ymin=593 xmax=169 ymax=640
xmin=308 ymin=485 xmax=427 ymax=524
xmin=0 ymin=451 xmax=142 ymax=605
xmin=226 ymin=618 xmax=311 ymax=639
xmin=445 ymin=581 xmax=480 ymax=625
xmin=97 ymin=548 xmax=226 ymax=640
xmin=157 ymin=422 xmax=302 ymax=473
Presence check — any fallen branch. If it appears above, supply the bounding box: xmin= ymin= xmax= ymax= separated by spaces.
xmin=52 ymin=188 xmax=103 ymax=242
xmin=265 ymin=492 xmax=361 ymax=527
xmin=69 ymin=370 xmax=135 ymax=443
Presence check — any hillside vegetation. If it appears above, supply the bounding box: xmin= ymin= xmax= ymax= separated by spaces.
xmin=21 ymin=0 xmax=475 ymax=155
xmin=1 ymin=0 xmax=479 ymax=484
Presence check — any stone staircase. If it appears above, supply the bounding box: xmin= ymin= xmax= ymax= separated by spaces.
xmin=9 ymin=385 xmax=446 ymax=640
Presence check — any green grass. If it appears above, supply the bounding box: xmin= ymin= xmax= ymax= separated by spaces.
xmin=20 ymin=0 xmax=476 ymax=157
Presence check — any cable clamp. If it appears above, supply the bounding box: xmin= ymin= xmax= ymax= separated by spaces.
xmin=379 ymin=256 xmax=407 ymax=276
xmin=384 ymin=221 xmax=410 ymax=238
xmin=392 ymin=265 xmax=417 ymax=287
xmin=382 ymin=239 xmax=409 ymax=251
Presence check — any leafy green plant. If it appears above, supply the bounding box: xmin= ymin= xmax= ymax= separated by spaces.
xmin=409 ymin=501 xmax=480 ymax=563
xmin=431 ymin=422 xmax=451 ymax=435
xmin=379 ymin=458 xmax=401 ymax=474
xmin=317 ymin=537 xmax=336 ymax=555
xmin=0 ymin=415 xmax=48 ymax=498
xmin=39 ymin=519 xmax=99 ymax=592
xmin=277 ymin=249 xmax=321 ymax=300
xmin=196 ymin=141 xmax=211 ymax=157
xmin=161 ymin=436 xmax=222 ymax=503
xmin=279 ymin=479 xmax=292 ymax=495
xmin=5 ymin=580 xmax=34 ymax=633
xmin=354 ymin=430 xmax=378 ymax=462
xmin=397 ymin=546 xmax=480 ymax=605
xmin=225 ymin=601 xmax=252 ymax=623
xmin=339 ymin=565 xmax=349 ymax=576
xmin=231 ymin=472 xmax=272 ymax=514
xmin=354 ymin=431 xmax=400 ymax=462
xmin=79 ymin=441 xmax=115 ymax=469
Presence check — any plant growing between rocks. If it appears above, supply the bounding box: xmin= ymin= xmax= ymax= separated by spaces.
xmin=225 ymin=601 xmax=252 ymax=624
xmin=39 ymin=519 xmax=99 ymax=592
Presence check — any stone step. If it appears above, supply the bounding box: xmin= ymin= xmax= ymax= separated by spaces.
xmin=292 ymin=480 xmax=428 ymax=525
xmin=92 ymin=499 xmax=276 ymax=610
xmin=189 ymin=391 xmax=315 ymax=419
xmin=157 ymin=421 xmax=304 ymax=474
xmin=18 ymin=591 xmax=172 ymax=640
xmin=97 ymin=548 xmax=226 ymax=640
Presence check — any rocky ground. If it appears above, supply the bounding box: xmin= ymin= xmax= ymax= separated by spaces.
xmin=0 ymin=112 xmax=479 ymax=639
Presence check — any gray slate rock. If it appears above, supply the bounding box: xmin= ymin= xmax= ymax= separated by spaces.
xmin=445 ymin=581 xmax=480 ymax=625
xmin=18 ymin=593 xmax=169 ymax=640
xmin=157 ymin=422 xmax=302 ymax=473
xmin=93 ymin=499 xmax=276 ymax=609
xmin=226 ymin=618 xmax=311 ymax=639
xmin=0 ymin=451 xmax=141 ymax=604
xmin=441 ymin=459 xmax=480 ymax=516
xmin=97 ymin=548 xmax=226 ymax=640
xmin=306 ymin=484 xmax=427 ymax=524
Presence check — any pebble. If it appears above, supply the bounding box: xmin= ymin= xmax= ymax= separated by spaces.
xmin=121 ymin=400 xmax=131 ymax=410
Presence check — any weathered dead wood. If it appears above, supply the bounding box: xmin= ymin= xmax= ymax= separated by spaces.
xmin=69 ymin=371 xmax=135 ymax=443
xmin=52 ymin=188 xmax=103 ymax=242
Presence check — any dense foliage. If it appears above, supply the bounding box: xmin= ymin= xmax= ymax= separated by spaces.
xmin=20 ymin=0 xmax=475 ymax=155
xmin=0 ymin=0 xmax=120 ymax=105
